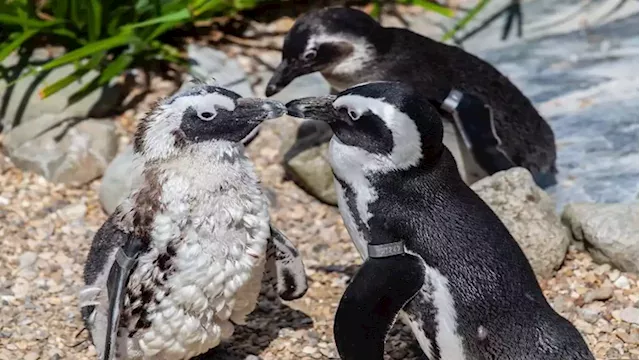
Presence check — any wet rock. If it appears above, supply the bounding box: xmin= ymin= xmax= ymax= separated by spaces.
xmin=1 ymin=47 xmax=124 ymax=132
xmin=562 ymin=203 xmax=639 ymax=272
xmin=471 ymin=168 xmax=570 ymax=278
xmin=3 ymin=118 xmax=118 ymax=185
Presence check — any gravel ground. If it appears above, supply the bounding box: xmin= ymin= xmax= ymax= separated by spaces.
xmin=0 ymin=116 xmax=638 ymax=360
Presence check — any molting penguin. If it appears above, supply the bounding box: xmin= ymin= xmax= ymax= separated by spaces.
xmin=79 ymin=84 xmax=308 ymax=360
xmin=268 ymin=6 xmax=558 ymax=188
xmin=286 ymin=82 xmax=593 ymax=360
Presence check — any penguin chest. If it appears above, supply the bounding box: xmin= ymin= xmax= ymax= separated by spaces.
xmin=120 ymin=215 xmax=269 ymax=360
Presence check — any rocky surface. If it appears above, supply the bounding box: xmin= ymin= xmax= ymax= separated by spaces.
xmin=1 ymin=121 xmax=638 ymax=360
xmin=0 ymin=47 xmax=124 ymax=132
xmin=99 ymin=144 xmax=140 ymax=214
xmin=2 ymin=117 xmax=118 ymax=185
xmin=562 ymin=203 xmax=639 ymax=273
xmin=183 ymin=44 xmax=253 ymax=97
xmin=471 ymin=167 xmax=570 ymax=278
xmin=469 ymin=2 xmax=639 ymax=210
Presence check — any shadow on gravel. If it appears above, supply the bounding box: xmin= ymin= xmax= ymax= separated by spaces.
xmin=193 ymin=282 xmax=313 ymax=360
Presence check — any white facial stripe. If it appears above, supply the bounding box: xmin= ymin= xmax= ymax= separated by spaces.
xmin=169 ymin=92 xmax=236 ymax=114
xmin=332 ymin=94 xmax=423 ymax=171
xmin=306 ymin=33 xmax=373 ymax=75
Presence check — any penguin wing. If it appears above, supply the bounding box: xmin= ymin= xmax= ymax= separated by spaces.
xmin=265 ymin=224 xmax=308 ymax=301
xmin=101 ymin=234 xmax=145 ymax=360
xmin=333 ymin=253 xmax=425 ymax=360
xmin=81 ymin=217 xmax=145 ymax=360
xmin=439 ymin=89 xmax=517 ymax=174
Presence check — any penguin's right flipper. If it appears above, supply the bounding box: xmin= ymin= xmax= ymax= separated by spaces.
xmin=265 ymin=224 xmax=309 ymax=301
xmin=101 ymin=234 xmax=145 ymax=360
xmin=333 ymin=253 xmax=425 ymax=360
xmin=440 ymin=89 xmax=517 ymax=175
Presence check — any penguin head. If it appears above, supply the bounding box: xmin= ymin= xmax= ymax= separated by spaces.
xmin=134 ymin=83 xmax=286 ymax=162
xmin=286 ymin=81 xmax=443 ymax=173
xmin=266 ymin=7 xmax=383 ymax=96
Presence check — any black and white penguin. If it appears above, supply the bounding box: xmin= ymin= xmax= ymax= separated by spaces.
xmin=79 ymin=84 xmax=308 ymax=360
xmin=286 ymin=81 xmax=593 ymax=360
xmin=268 ymin=6 xmax=558 ymax=188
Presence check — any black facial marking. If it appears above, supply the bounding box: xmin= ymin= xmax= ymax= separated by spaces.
xmin=171 ymin=129 xmax=187 ymax=149
xmin=333 ymin=109 xmax=394 ymax=155
xmin=179 ymin=106 xmax=258 ymax=143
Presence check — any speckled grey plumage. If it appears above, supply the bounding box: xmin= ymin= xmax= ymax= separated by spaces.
xmin=475 ymin=12 xmax=639 ymax=210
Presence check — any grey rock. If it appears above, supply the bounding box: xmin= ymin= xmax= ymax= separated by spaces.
xmin=474 ymin=11 xmax=639 ymax=209
xmin=99 ymin=144 xmax=141 ymax=214
xmin=580 ymin=308 xmax=601 ymax=324
xmin=562 ymin=203 xmax=639 ymax=272
xmin=18 ymin=252 xmax=37 ymax=270
xmin=3 ymin=117 xmax=118 ymax=185
xmin=183 ymin=44 xmax=252 ymax=97
xmin=1 ymin=47 xmax=124 ymax=131
xmin=471 ymin=167 xmax=570 ymax=278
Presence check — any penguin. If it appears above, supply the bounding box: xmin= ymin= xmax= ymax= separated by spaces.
xmin=78 ymin=84 xmax=308 ymax=360
xmin=286 ymin=81 xmax=594 ymax=360
xmin=267 ymin=6 xmax=558 ymax=188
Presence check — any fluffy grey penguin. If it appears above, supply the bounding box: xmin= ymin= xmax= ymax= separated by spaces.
xmin=79 ymin=84 xmax=308 ymax=360
xmin=267 ymin=6 xmax=558 ymax=188
xmin=286 ymin=81 xmax=593 ymax=360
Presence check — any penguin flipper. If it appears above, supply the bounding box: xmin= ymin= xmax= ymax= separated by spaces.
xmin=334 ymin=253 xmax=425 ymax=360
xmin=102 ymin=234 xmax=145 ymax=360
xmin=265 ymin=224 xmax=308 ymax=301
xmin=440 ymin=89 xmax=517 ymax=175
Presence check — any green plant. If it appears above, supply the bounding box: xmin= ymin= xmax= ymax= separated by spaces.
xmin=0 ymin=0 xmax=271 ymax=104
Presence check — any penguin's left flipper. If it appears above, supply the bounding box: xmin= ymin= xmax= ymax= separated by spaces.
xmin=440 ymin=89 xmax=517 ymax=175
xmin=101 ymin=234 xmax=145 ymax=360
xmin=265 ymin=224 xmax=308 ymax=301
xmin=334 ymin=251 xmax=425 ymax=360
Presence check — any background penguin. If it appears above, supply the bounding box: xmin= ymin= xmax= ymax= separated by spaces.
xmin=267 ymin=6 xmax=558 ymax=188
xmin=286 ymin=81 xmax=593 ymax=360
xmin=79 ymin=84 xmax=308 ymax=360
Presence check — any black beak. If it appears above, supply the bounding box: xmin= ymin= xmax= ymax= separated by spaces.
xmin=266 ymin=59 xmax=313 ymax=97
xmin=286 ymin=96 xmax=339 ymax=123
xmin=236 ymin=98 xmax=287 ymax=122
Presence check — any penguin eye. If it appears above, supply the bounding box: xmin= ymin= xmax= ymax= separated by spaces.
xmin=302 ymin=49 xmax=317 ymax=61
xmin=198 ymin=110 xmax=216 ymax=121
xmin=347 ymin=109 xmax=361 ymax=121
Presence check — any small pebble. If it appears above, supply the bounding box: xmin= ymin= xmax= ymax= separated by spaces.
xmin=19 ymin=252 xmax=38 ymax=269
xmin=24 ymin=352 xmax=39 ymax=360
xmin=614 ymin=276 xmax=631 ymax=290
xmin=619 ymin=307 xmax=639 ymax=324
xmin=580 ymin=308 xmax=601 ymax=324
xmin=584 ymin=286 xmax=614 ymax=303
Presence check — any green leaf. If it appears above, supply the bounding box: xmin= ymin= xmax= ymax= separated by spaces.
xmin=67 ymin=77 xmax=101 ymax=105
xmin=0 ymin=29 xmax=37 ymax=62
xmin=69 ymin=0 xmax=85 ymax=29
xmin=442 ymin=0 xmax=491 ymax=41
xmin=97 ymin=52 xmax=133 ymax=84
xmin=370 ymin=1 xmax=382 ymax=20
xmin=143 ymin=21 xmax=178 ymax=41
xmin=0 ymin=14 xmax=62 ymax=28
xmin=411 ymin=0 xmax=455 ymax=17
xmin=233 ymin=0 xmax=258 ymax=10
xmin=39 ymin=67 xmax=92 ymax=99
xmin=122 ymin=8 xmax=191 ymax=30
xmin=31 ymin=34 xmax=134 ymax=74
xmin=87 ymin=0 xmax=103 ymax=41
xmin=52 ymin=0 xmax=69 ymax=19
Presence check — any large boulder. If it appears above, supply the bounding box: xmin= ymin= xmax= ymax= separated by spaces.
xmin=471 ymin=167 xmax=570 ymax=278
xmin=562 ymin=203 xmax=639 ymax=273
xmin=99 ymin=144 xmax=142 ymax=214
xmin=1 ymin=47 xmax=124 ymax=131
xmin=2 ymin=117 xmax=118 ymax=185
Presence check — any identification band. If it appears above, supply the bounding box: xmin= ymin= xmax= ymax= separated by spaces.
xmin=441 ymin=89 xmax=463 ymax=113
xmin=368 ymin=241 xmax=405 ymax=258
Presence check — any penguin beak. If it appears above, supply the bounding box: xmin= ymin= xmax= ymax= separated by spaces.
xmin=266 ymin=59 xmax=313 ymax=97
xmin=285 ymin=96 xmax=339 ymax=124
xmin=235 ymin=98 xmax=287 ymax=123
